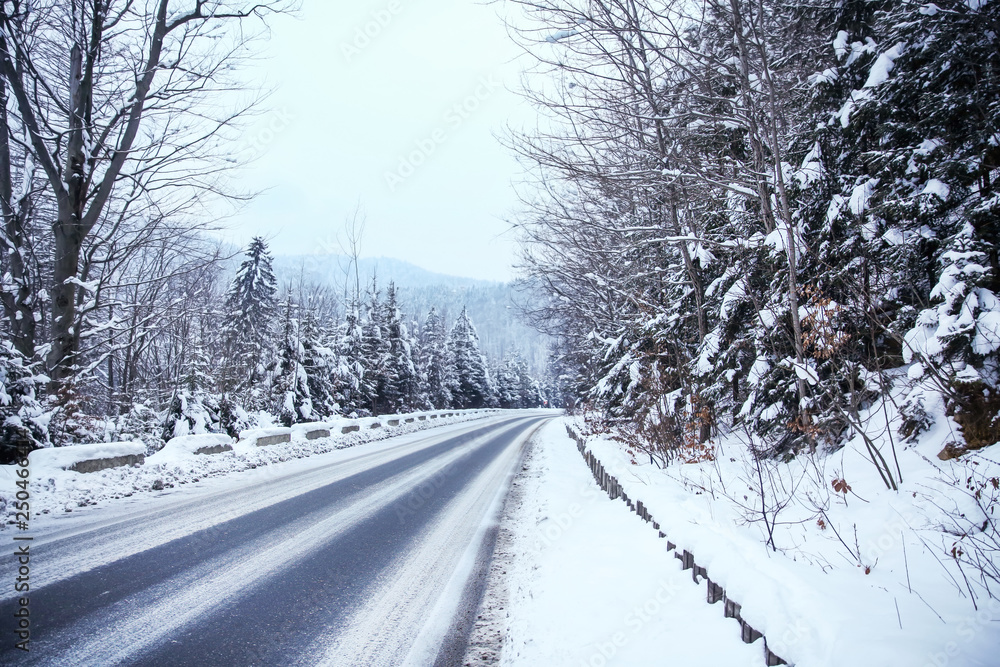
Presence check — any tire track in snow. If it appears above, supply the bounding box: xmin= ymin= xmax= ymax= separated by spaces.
xmin=297 ymin=420 xmax=539 ymax=667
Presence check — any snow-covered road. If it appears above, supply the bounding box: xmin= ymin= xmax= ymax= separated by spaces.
xmin=0 ymin=414 xmax=548 ymax=666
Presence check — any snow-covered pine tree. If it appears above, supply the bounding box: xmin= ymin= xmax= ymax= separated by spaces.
xmin=336 ymin=300 xmax=367 ymax=416
xmin=382 ymin=283 xmax=419 ymax=413
xmin=220 ymin=237 xmax=278 ymax=404
xmin=515 ymin=356 xmax=546 ymax=408
xmin=494 ymin=353 xmax=545 ymax=409
xmin=494 ymin=356 xmax=520 ymax=409
xmin=300 ymin=304 xmax=339 ymax=419
xmin=661 ymin=0 xmax=853 ymax=453
xmin=447 ymin=307 xmax=494 ymax=409
xmin=0 ymin=341 xmax=47 ymax=462
xmin=756 ymin=0 xmax=902 ymax=455
xmin=161 ymin=332 xmax=221 ymax=440
xmin=361 ymin=280 xmax=389 ymax=415
xmin=408 ymin=316 xmax=431 ymax=409
xmin=271 ymin=292 xmax=312 ymax=426
xmin=852 ymin=0 xmax=1000 ymax=450
xmin=420 ymin=307 xmax=455 ymax=409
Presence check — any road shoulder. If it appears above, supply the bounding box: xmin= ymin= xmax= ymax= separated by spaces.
xmin=462 ymin=418 xmax=762 ymax=667
xmin=459 ymin=429 xmax=536 ymax=666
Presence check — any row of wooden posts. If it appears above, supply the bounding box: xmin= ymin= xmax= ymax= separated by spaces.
xmin=565 ymin=424 xmax=789 ymax=667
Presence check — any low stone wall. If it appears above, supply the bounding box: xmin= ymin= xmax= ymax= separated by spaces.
xmin=257 ymin=433 xmax=291 ymax=446
xmin=71 ymin=454 xmax=145 ymax=474
xmin=30 ymin=411 xmax=496 ymax=486
xmin=159 ymin=434 xmax=235 ymax=457
xmin=194 ymin=443 xmax=232 ymax=455
xmin=238 ymin=428 xmax=293 ymax=447
xmin=29 ymin=441 xmax=147 ymax=475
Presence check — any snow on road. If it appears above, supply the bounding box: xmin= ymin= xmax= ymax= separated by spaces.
xmin=9 ymin=417 xmax=513 ymax=590
xmin=0 ymin=410 xmax=500 ymax=529
xmin=300 ymin=419 xmax=538 ymax=667
xmin=35 ymin=422 xmax=529 ymax=666
xmin=0 ymin=415 xmax=549 ymax=666
xmin=473 ymin=420 xmax=762 ymax=666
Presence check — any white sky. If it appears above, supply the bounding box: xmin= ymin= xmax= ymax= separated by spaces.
xmin=222 ymin=0 xmax=533 ymax=283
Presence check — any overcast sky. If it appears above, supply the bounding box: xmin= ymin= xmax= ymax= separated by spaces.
xmin=221 ymin=0 xmax=534 ymax=283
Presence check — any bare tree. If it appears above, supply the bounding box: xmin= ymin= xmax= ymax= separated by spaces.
xmin=0 ymin=0 xmax=292 ymax=390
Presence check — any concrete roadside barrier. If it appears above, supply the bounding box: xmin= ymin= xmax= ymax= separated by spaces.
xmin=238 ymin=427 xmax=292 ymax=447
xmin=291 ymin=422 xmax=333 ymax=441
xmin=29 ymin=441 xmax=146 ymax=474
xmin=160 ymin=433 xmax=234 ymax=456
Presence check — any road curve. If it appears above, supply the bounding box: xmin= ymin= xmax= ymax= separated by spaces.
xmin=1 ymin=414 xmax=549 ymax=666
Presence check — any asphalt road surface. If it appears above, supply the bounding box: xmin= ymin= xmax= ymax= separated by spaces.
xmin=0 ymin=414 xmax=549 ymax=666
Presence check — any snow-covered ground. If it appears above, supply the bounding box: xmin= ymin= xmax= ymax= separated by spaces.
xmin=467 ymin=419 xmax=763 ymax=666
xmin=578 ymin=425 xmax=1000 ymax=666
xmin=469 ymin=409 xmax=1000 ymax=667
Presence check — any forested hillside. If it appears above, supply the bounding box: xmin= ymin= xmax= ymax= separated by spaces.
xmin=507 ymin=0 xmax=1000 ymax=614
xmin=272 ymin=254 xmax=552 ymax=373
xmin=0 ymin=234 xmax=553 ymax=461
xmin=511 ymin=0 xmax=999 ymax=460
xmin=0 ymin=0 xmax=554 ymax=461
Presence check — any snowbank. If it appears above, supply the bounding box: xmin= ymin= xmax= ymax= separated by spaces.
xmin=565 ymin=386 xmax=1000 ymax=667
xmin=491 ymin=420 xmax=762 ymax=666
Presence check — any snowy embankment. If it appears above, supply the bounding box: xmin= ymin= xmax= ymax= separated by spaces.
xmin=465 ymin=419 xmax=762 ymax=666
xmin=0 ymin=410 xmax=498 ymax=526
xmin=551 ymin=393 xmax=1000 ymax=666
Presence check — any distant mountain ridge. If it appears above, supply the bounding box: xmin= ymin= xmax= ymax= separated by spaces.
xmin=273 ymin=254 xmax=498 ymax=292
xmin=272 ymin=254 xmax=550 ymax=374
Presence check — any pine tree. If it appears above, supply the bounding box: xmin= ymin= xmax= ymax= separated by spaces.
xmin=420 ymin=307 xmax=455 ymax=409
xmin=754 ymin=0 xmax=913 ymax=452
xmin=408 ymin=317 xmax=431 ymax=409
xmin=220 ymin=237 xmax=278 ymax=400
xmin=382 ymin=283 xmax=419 ymax=412
xmin=162 ymin=332 xmax=221 ymax=440
xmin=515 ymin=356 xmax=545 ymax=408
xmin=494 ymin=353 xmax=544 ymax=409
xmin=0 ymin=342 xmax=47 ymax=462
xmin=272 ymin=293 xmax=313 ymax=426
xmin=300 ymin=305 xmax=339 ymax=418
xmin=495 ymin=356 xmax=520 ymax=409
xmin=448 ymin=308 xmax=494 ymax=409
xmin=360 ymin=280 xmax=389 ymax=415
xmin=834 ymin=0 xmax=1000 ymax=447
xmin=336 ymin=301 xmax=365 ymax=416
